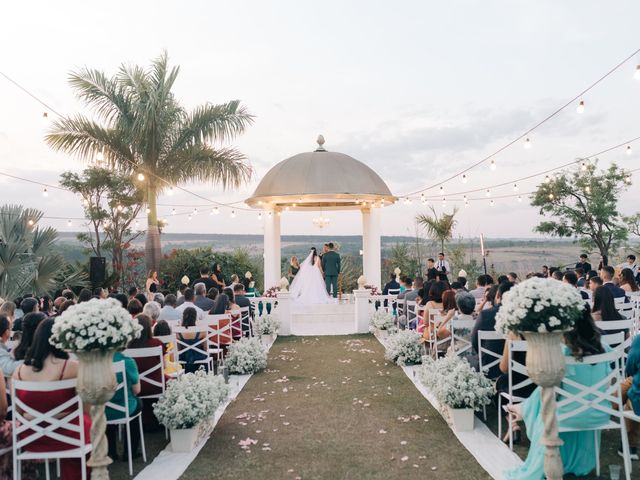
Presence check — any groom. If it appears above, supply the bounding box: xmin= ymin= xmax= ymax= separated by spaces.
xmin=321 ymin=242 xmax=341 ymax=298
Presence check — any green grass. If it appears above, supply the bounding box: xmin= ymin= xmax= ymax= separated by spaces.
xmin=182 ymin=335 xmax=491 ymax=480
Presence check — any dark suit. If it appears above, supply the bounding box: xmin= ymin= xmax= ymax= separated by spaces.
xmin=194 ymin=295 xmax=215 ymax=312
xmin=471 ymin=305 xmax=504 ymax=379
xmin=383 ymin=280 xmax=400 ymax=295
xmin=604 ymin=282 xmax=627 ymax=300
xmin=321 ymin=250 xmax=341 ymax=297
xmin=575 ymin=261 xmax=592 ymax=274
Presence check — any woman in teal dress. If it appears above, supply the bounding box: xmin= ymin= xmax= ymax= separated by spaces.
xmin=505 ymin=308 xmax=610 ymax=479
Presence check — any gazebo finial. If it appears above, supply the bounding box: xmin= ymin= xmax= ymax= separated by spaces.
xmin=315 ymin=134 xmax=326 ymax=152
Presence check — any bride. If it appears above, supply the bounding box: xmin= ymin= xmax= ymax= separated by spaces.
xmin=289 ymin=247 xmax=334 ymax=305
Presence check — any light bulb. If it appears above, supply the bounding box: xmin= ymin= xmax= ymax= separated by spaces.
xmin=548 ymin=193 xmax=554 ymax=200
xmin=193 ymin=208 xmax=198 ymax=216
xmin=67 ymin=220 xmax=72 ymax=227
xmin=625 ymin=175 xmax=632 ymax=184
xmin=462 ymin=174 xmax=468 ymax=184
xmin=96 ymin=151 xmax=104 ymax=162
xmin=439 ymin=186 xmax=444 ymax=195
xmin=135 ymin=220 xmax=140 ymax=229
xmin=635 ymin=65 xmax=640 ymax=80
xmin=585 ymin=186 xmax=591 ymax=194
xmin=277 ymin=211 xmax=281 ymax=216
xmin=627 ymin=145 xmax=632 ymax=156
xmin=292 ymin=203 xmax=297 ymax=208
xmin=145 ymin=207 xmax=150 ymax=214
xmin=268 ymin=211 xmax=273 ymax=218
xmin=513 ymin=184 xmax=519 ymax=192
xmin=137 ymin=173 xmax=145 ymax=181
xmin=464 ymin=201 xmax=469 ymax=208
xmin=117 ymin=204 xmax=123 ymax=211
xmin=517 ymin=195 xmax=522 ymax=202
xmin=168 ymin=187 xmax=174 ymax=196
xmin=544 ymin=175 xmax=551 ymax=183
xmin=576 ymin=100 xmax=585 ymax=114
xmin=489 ymin=200 xmax=495 ymax=207
xmin=485 ymin=189 xmax=491 ymax=197
xmin=524 ymin=138 xmax=532 ymax=149
xmin=258 ymin=213 xmax=262 ymax=220
xmin=231 ymin=210 xmax=236 ymax=218
xmin=82 ymin=198 xmax=89 ymax=207
xmin=27 ymin=219 xmax=34 ymax=226
xmin=285 ymin=206 xmax=290 ymax=211
xmin=213 ymin=207 xmax=219 ymax=215
xmin=42 ymin=188 xmax=48 ymax=197
xmin=441 ymin=198 xmax=446 ymax=207
xmin=188 ymin=215 xmax=192 ymax=221
xmin=171 ymin=208 xmax=176 ymax=215
xmin=490 ymin=160 xmax=497 ymax=171
xmin=580 ymin=162 xmax=587 ymax=171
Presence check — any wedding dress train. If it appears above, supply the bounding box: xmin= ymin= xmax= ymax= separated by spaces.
xmin=289 ymin=251 xmax=334 ymax=305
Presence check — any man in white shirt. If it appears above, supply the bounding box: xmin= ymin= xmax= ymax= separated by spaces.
xmin=623 ymin=254 xmax=638 ymax=276
xmin=435 ymin=252 xmax=450 ymax=275
xmin=158 ymin=294 xmax=181 ymax=322
xmin=174 ymin=288 xmax=206 ymax=321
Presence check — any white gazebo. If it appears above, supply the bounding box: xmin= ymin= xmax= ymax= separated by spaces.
xmin=246 ymin=136 xmax=397 ymax=290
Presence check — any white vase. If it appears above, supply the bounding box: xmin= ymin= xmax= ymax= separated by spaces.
xmin=76 ymin=349 xmax=117 ymax=480
xmin=260 ymin=333 xmax=275 ymax=346
xmin=170 ymin=427 xmax=200 ymax=453
xmin=446 ymin=406 xmax=475 ymax=432
xmin=522 ymin=331 xmax=565 ymax=480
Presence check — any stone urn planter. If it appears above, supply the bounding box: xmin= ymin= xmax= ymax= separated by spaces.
xmin=170 ymin=426 xmax=200 ymax=453
xmin=446 ymin=406 xmax=475 ymax=432
xmin=76 ymin=350 xmax=118 ymax=479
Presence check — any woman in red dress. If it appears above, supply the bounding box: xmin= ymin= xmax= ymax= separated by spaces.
xmin=13 ymin=319 xmax=91 ymax=480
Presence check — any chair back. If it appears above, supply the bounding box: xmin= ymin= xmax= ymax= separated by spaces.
xmin=449 ymin=315 xmax=476 ymax=356
xmin=507 ymin=340 xmax=533 ymax=400
xmin=405 ymin=301 xmax=417 ymax=329
xmin=387 ymin=289 xmax=401 ymax=297
xmin=173 ymin=326 xmax=211 ymax=367
xmin=616 ymin=302 xmax=635 ymax=320
xmin=106 ymin=361 xmax=133 ymax=419
xmin=12 ymin=378 xmax=88 ymax=453
xmin=477 ymin=330 xmax=505 ymax=376
xmin=155 ymin=333 xmax=178 ymax=360
xmin=238 ymin=306 xmax=252 ymax=337
xmin=123 ymin=346 xmax=165 ymax=399
xmin=205 ymin=314 xmax=233 ymax=347
xmin=601 ymin=331 xmax=626 ymax=349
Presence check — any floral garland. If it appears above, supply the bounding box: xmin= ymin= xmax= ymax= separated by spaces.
xmin=225 ymin=337 xmax=268 ymax=374
xmin=254 ymin=315 xmax=280 ymax=336
xmin=364 ymin=285 xmax=381 ymax=296
xmin=369 ymin=310 xmax=396 ymax=331
xmin=50 ymin=298 xmax=142 ymax=352
xmin=495 ymin=277 xmax=585 ymax=335
xmin=419 ymin=355 xmax=493 ymax=411
xmin=384 ymin=330 xmax=423 ymax=365
xmin=153 ymin=370 xmax=229 ymax=430
xmin=264 ymin=286 xmax=280 ymax=298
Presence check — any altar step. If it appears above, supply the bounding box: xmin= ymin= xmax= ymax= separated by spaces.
xmin=289 ymin=303 xmax=357 ymax=336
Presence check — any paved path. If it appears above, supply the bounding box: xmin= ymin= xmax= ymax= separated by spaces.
xmin=182 ymin=335 xmax=491 ymax=480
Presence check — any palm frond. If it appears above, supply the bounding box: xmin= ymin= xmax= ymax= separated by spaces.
xmin=68 ymin=68 xmax=133 ymax=125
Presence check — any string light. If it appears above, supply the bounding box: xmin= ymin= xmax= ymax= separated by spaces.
xmin=461 ymin=174 xmax=468 ymax=184
xmin=258 ymin=212 xmax=262 ymax=220
xmin=188 ymin=215 xmax=192 ymax=221
xmin=464 ymin=195 xmax=469 ymax=208
xmin=82 ymin=198 xmax=89 ymax=207
xmin=439 ymin=186 xmax=444 ymax=195
xmin=544 ymin=175 xmax=551 ymax=183
xmin=485 ymin=189 xmax=491 ymax=197
xmin=167 ymin=187 xmax=174 ymax=196
xmin=28 ymin=219 xmax=34 ymax=226
xmin=137 ymin=173 xmax=145 ymax=181
xmin=277 ymin=211 xmax=281 ymax=216
xmin=421 ymin=193 xmax=427 ymax=204
xmin=96 ymin=150 xmax=104 ymax=162
xmin=212 ymin=207 xmax=219 ymax=215
xmin=116 ymin=204 xmax=123 ymax=212
xmin=627 ymin=145 xmax=632 ymax=155
xmin=635 ymin=65 xmax=640 ymax=80
xmin=292 ymin=203 xmax=297 ymax=208
xmin=145 ymin=208 xmax=150 ymax=214
xmin=490 ymin=160 xmax=497 ymax=171
xmin=524 ymin=137 xmax=532 ymax=149
xmin=548 ymin=193 xmax=554 ymax=200
xmin=67 ymin=220 xmax=72 ymax=227
xmin=441 ymin=198 xmax=446 ymax=207
xmin=513 ymin=184 xmax=519 ymax=192
xmin=585 ymin=185 xmax=591 ymax=194
xmin=135 ymin=220 xmax=140 ymax=228
xmin=581 ymin=161 xmax=588 ymax=171
xmin=625 ymin=175 xmax=632 ymax=184
xmin=576 ymin=100 xmax=585 ymax=114
xmin=268 ymin=211 xmax=273 ymax=218
xmin=285 ymin=206 xmax=290 ymax=211
xmin=517 ymin=195 xmax=522 ymax=202
xmin=171 ymin=208 xmax=176 ymax=215
xmin=489 ymin=199 xmax=495 ymax=207
xmin=193 ymin=208 xmax=198 ymax=216
xmin=42 ymin=187 xmax=48 ymax=197
xmin=231 ymin=210 xmax=236 ymax=218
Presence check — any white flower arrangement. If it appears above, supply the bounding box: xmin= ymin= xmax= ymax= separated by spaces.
xmin=419 ymin=355 xmax=493 ymax=411
xmin=225 ymin=337 xmax=268 ymax=374
xmin=384 ymin=330 xmax=423 ymax=365
xmin=50 ymin=298 xmax=142 ymax=352
xmin=495 ymin=277 xmax=585 ymax=335
xmin=369 ymin=310 xmax=396 ymax=331
xmin=153 ymin=370 xmax=229 ymax=430
xmin=254 ymin=315 xmax=279 ymax=336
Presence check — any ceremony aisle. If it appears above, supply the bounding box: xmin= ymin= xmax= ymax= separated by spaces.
xmin=182 ymin=335 xmax=491 ymax=480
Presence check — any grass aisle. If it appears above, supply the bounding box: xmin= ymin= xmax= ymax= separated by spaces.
xmin=182 ymin=335 xmax=491 ymax=480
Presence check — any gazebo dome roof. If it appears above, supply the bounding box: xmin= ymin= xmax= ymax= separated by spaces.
xmin=246 ymin=136 xmax=396 ymax=210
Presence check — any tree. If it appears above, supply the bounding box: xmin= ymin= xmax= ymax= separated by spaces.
xmin=46 ymin=51 xmax=253 ymax=273
xmin=386 ymin=242 xmax=421 ymax=278
xmin=0 ymin=205 xmax=86 ymax=299
xmin=531 ymin=162 xmax=631 ymax=257
xmin=416 ymin=206 xmax=459 ymax=254
xmin=60 ymin=167 xmax=144 ymax=288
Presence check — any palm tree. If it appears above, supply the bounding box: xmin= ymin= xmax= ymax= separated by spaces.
xmin=416 ymin=206 xmax=458 ymax=254
xmin=46 ymin=52 xmax=254 ymax=273
xmin=0 ymin=205 xmax=86 ymax=298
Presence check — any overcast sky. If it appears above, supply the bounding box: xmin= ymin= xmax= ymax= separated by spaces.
xmin=1 ymin=1 xmax=639 ymax=239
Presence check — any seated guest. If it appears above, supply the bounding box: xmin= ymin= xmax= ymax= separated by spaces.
xmin=191 ymin=266 xmax=217 ymax=292
xmin=127 ymin=299 xmax=143 ymax=318
xmin=142 ymin=301 xmax=161 ymax=324
xmin=591 ymin=286 xmax=624 ymax=322
xmin=622 ymin=335 xmax=640 ymax=460
xmin=471 ymin=282 xmax=513 ymax=379
xmin=128 ymin=286 xmax=139 ymax=301
xmin=77 ymin=288 xmax=92 ymax=303
xmin=562 ymin=271 xmax=589 ymax=300
xmin=233 ymin=284 xmax=252 ymax=309
xmin=507 ymin=272 xmax=519 ymax=284
xmin=193 ymin=283 xmax=215 ymax=312
xmin=13 ymin=312 xmax=46 ymax=361
xmin=152 ymin=293 xmax=165 ymax=306
xmin=106 ymin=345 xmax=141 ymax=460
xmin=94 ymin=287 xmax=108 ymax=300
xmin=176 ymin=307 xmax=208 ymax=373
xmin=425 ymin=290 xmax=474 ymax=342
xmin=114 ymin=293 xmax=128 ymax=310
xmin=212 ymin=293 xmax=230 ymax=315
xmin=134 ymin=293 xmax=148 ymax=308
xmin=574 ymin=268 xmax=586 ymax=287
xmin=469 ymin=275 xmax=489 ymax=300
xmin=175 ymin=288 xmax=206 ymax=321
xmin=12 ymin=297 xmax=39 ymax=332
xmin=157 ymin=294 xmax=180 ymax=323
xmin=404 ymin=278 xmax=423 ymax=303
xmin=619 ymin=268 xmax=639 ymax=293
xmin=588 ymin=275 xmax=603 ymax=294
xmin=476 ymin=284 xmax=499 ymax=312
xmin=504 ymin=308 xmax=611 ymax=478
xmin=229 ymin=274 xmax=240 ymax=289
xmin=13 ymin=319 xmax=90 ymax=480
xmin=58 ymin=300 xmax=75 ymax=316
xmin=382 ymin=273 xmax=400 ymax=295
xmin=207 ymin=287 xmax=219 ymax=304
xmin=423 ymin=281 xmax=446 ymax=325
xmin=0 ymin=301 xmax=16 ymax=325
xmin=153 ymin=321 xmax=182 ymax=375
xmin=601 ymin=265 xmax=626 ymax=299
xmin=176 ymin=284 xmax=188 ymax=306
xmin=0 ymin=315 xmax=21 ymax=375
xmin=551 ymin=269 xmax=563 ymax=281
xmin=497 ymin=275 xmax=509 ymax=285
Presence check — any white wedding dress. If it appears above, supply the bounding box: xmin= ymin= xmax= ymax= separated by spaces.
xmin=289 ymin=251 xmax=334 ymax=305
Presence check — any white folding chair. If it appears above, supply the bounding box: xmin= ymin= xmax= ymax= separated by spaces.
xmin=405 ymin=301 xmax=417 ymax=330
xmin=425 ymin=313 xmax=449 ymax=357
xmin=497 ymin=339 xmax=534 ymax=450
xmin=395 ymin=298 xmax=406 ymax=326
xmin=174 ymin=326 xmax=214 ymax=372
xmin=595 ymin=320 xmax=634 ymax=369
xmin=556 ymin=348 xmax=631 ymax=479
xmin=601 ymin=331 xmax=626 ymax=349
xmin=617 ymin=302 xmax=635 ymax=320
xmin=12 ymin=378 xmax=91 ymax=480
xmin=123 ymin=346 xmax=165 ymax=400
xmin=238 ymin=306 xmax=253 ymax=337
xmin=154 ymin=334 xmax=179 ymax=368
xmin=106 ymin=360 xmax=147 ymax=476
xmin=449 ymin=315 xmax=476 ymax=356
xmin=204 ymin=315 xmax=233 ymax=366
xmin=477 ymin=330 xmax=505 ymax=420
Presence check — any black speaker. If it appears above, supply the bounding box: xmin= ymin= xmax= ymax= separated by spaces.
xmin=89 ymin=257 xmax=106 ymax=285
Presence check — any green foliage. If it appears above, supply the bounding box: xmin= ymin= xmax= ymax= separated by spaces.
xmin=447 ymin=239 xmax=482 ymax=281
xmin=531 ymin=162 xmax=631 ymax=257
xmin=416 ymin=206 xmax=458 ymax=254
xmin=0 ymin=205 xmax=88 ymax=298
xmin=385 ymin=242 xmax=421 ymax=279
xmin=46 ymin=51 xmax=254 ymax=273
xmin=159 ymin=247 xmax=263 ymax=293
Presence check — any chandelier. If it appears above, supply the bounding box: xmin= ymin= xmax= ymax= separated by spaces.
xmin=312 ymin=212 xmax=330 ymax=228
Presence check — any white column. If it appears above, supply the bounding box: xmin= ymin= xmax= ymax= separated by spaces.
xmin=353 ymin=289 xmax=372 ymax=333
xmin=274 ymin=291 xmax=292 ymax=335
xmin=263 ymin=210 xmax=281 ymax=289
xmin=361 ymin=207 xmax=382 ymax=288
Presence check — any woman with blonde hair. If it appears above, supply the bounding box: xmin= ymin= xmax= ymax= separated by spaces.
xmin=0 ymin=302 xmax=15 ymax=324
xmin=145 ymin=270 xmax=160 ymax=299
xmin=288 ymin=256 xmax=300 ymax=280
